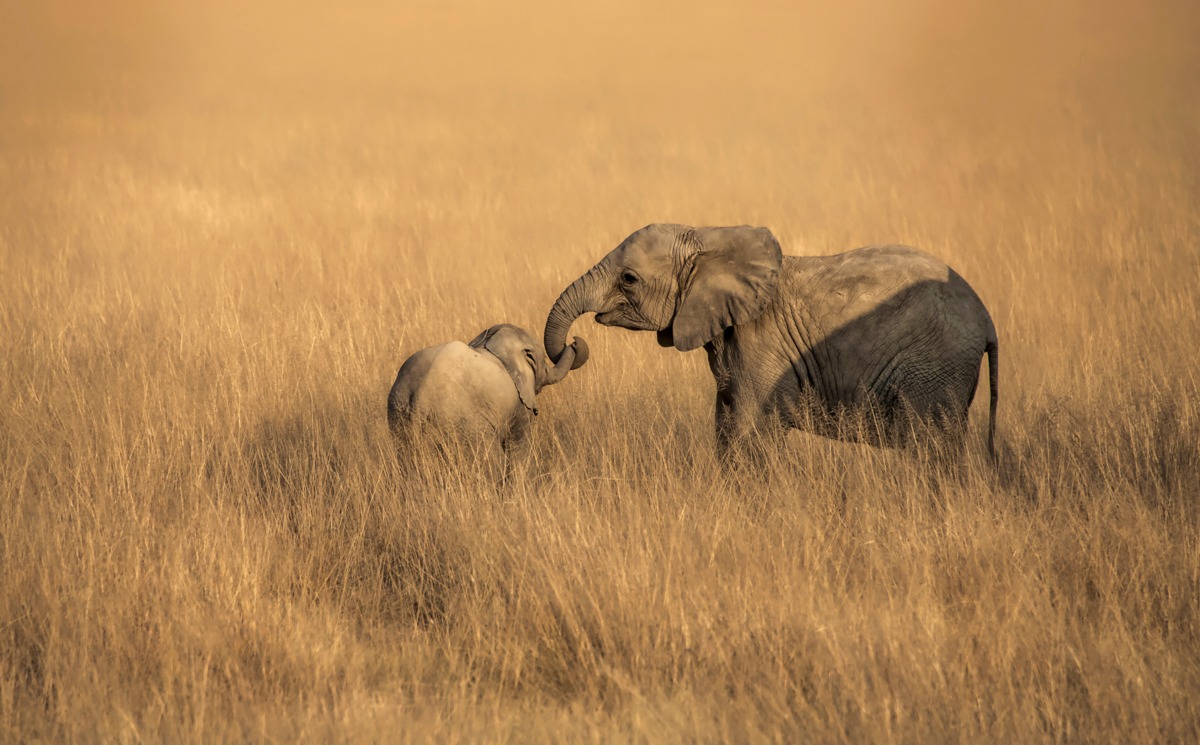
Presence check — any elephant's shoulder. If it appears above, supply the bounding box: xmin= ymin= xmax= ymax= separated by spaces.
xmin=426 ymin=340 xmax=475 ymax=364
xmin=785 ymin=246 xmax=945 ymax=281
xmin=847 ymin=244 xmax=945 ymax=267
xmin=426 ymin=341 xmax=507 ymax=382
xmin=835 ymin=245 xmax=950 ymax=284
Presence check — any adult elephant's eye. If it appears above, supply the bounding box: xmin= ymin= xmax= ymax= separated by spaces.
xmin=621 ymin=271 xmax=638 ymax=286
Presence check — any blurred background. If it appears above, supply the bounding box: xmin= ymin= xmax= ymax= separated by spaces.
xmin=5 ymin=0 xmax=1197 ymax=373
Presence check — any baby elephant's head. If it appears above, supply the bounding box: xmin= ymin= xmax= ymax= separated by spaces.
xmin=468 ymin=324 xmax=588 ymax=415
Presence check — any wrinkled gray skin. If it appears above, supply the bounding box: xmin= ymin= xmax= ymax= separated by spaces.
xmin=544 ymin=224 xmax=998 ymax=462
xmin=388 ymin=324 xmax=588 ymax=454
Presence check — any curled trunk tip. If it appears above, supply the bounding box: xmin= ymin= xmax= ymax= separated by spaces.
xmin=568 ymin=336 xmax=589 ymax=369
xmin=543 ymin=336 xmax=586 ymax=387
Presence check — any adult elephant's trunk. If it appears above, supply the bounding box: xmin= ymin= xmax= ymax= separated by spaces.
xmin=544 ymin=263 xmax=609 ymax=365
xmin=542 ymin=337 xmax=589 ymax=387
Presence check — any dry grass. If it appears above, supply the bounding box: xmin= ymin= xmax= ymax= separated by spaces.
xmin=3 ymin=0 xmax=1199 ymax=741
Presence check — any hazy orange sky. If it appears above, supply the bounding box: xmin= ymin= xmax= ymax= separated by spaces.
xmin=6 ymin=0 xmax=1196 ymax=122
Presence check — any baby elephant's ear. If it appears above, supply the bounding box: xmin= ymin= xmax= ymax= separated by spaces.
xmin=671 ymin=226 xmax=782 ymax=352
xmin=467 ymin=326 xmax=496 ymax=350
xmin=482 ymin=328 xmax=539 ymax=416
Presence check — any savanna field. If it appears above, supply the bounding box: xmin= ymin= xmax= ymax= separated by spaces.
xmin=2 ymin=1 xmax=1199 ymax=741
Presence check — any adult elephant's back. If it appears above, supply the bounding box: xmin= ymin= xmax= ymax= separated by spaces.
xmin=779 ymin=245 xmax=998 ymax=448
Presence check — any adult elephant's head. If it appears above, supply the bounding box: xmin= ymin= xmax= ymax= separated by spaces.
xmin=544 ymin=224 xmax=783 ymax=362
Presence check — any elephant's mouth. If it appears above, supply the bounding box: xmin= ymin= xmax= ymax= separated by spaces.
xmin=596 ymin=310 xmax=637 ymax=327
xmin=596 ymin=307 xmax=657 ymax=331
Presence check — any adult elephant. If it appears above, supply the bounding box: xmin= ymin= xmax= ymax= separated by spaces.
xmin=544 ymin=224 xmax=998 ymax=461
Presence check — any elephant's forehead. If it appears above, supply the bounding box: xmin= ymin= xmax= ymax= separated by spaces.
xmin=618 ymin=240 xmax=674 ymax=270
xmin=493 ymin=325 xmax=535 ymax=345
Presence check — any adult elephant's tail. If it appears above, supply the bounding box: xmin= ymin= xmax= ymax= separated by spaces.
xmin=986 ymin=333 xmax=999 ymax=458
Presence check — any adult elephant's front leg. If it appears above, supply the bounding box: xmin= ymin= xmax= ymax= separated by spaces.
xmin=714 ymin=391 xmax=780 ymax=471
xmin=714 ymin=391 xmax=736 ymax=465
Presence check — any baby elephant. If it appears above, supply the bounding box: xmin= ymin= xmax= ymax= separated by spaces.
xmin=387 ymin=324 xmax=588 ymax=455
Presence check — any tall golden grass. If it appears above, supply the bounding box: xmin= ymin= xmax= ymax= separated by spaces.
xmin=2 ymin=0 xmax=1198 ymax=740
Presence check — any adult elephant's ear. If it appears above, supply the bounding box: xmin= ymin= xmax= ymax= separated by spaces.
xmin=671 ymin=226 xmax=783 ymax=352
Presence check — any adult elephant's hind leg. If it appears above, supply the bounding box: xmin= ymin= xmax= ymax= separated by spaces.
xmin=885 ymin=362 xmax=980 ymax=473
